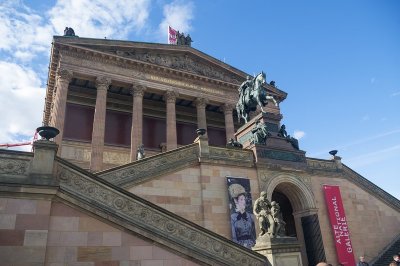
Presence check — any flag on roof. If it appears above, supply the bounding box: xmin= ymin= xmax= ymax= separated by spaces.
xmin=168 ymin=26 xmax=177 ymax=45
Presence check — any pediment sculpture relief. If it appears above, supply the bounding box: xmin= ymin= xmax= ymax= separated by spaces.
xmin=109 ymin=50 xmax=241 ymax=83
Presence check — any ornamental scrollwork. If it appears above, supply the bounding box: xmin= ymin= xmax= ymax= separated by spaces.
xmin=0 ymin=158 xmax=29 ymax=176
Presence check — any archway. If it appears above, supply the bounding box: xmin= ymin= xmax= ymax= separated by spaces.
xmin=263 ymin=174 xmax=326 ymax=266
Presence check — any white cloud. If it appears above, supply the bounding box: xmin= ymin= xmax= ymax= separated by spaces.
xmin=0 ymin=1 xmax=54 ymax=60
xmin=0 ymin=0 xmax=151 ymax=62
xmin=0 ymin=61 xmax=45 ymax=145
xmin=293 ymin=130 xmax=305 ymax=140
xmin=159 ymin=0 xmax=194 ymax=40
xmin=48 ymin=0 xmax=151 ymax=39
xmin=391 ymin=91 xmax=400 ymax=97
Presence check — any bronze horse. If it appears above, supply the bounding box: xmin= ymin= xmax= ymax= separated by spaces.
xmin=236 ymin=72 xmax=277 ymax=123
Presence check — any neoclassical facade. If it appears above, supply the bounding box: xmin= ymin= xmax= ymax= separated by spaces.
xmin=0 ymin=36 xmax=399 ymax=266
xmin=44 ymin=36 xmax=286 ymax=172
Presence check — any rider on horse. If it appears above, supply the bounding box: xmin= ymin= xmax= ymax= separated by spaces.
xmin=238 ymin=75 xmax=253 ymax=106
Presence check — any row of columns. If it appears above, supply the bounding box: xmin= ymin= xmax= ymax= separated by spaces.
xmin=51 ymin=70 xmax=236 ymax=172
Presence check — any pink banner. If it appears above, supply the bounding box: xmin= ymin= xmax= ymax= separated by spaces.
xmin=168 ymin=26 xmax=177 ymax=44
xmin=323 ymin=185 xmax=356 ymax=265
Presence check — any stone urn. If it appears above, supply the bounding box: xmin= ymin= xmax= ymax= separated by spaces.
xmin=36 ymin=126 xmax=60 ymax=141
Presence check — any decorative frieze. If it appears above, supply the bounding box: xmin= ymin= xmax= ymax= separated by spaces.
xmin=111 ymin=50 xmax=242 ymax=84
xmin=257 ymin=150 xmax=305 ymax=163
xmin=209 ymin=146 xmax=254 ymax=165
xmin=0 ymin=158 xmax=30 ymax=176
xmin=306 ymin=158 xmax=337 ymax=171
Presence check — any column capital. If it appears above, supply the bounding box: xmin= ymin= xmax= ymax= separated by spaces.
xmin=195 ymin=97 xmax=209 ymax=108
xmin=131 ymin=85 xmax=146 ymax=97
xmin=95 ymin=76 xmax=112 ymax=89
xmin=221 ymin=103 xmax=235 ymax=114
xmin=164 ymin=90 xmax=179 ymax=103
xmin=56 ymin=68 xmax=73 ymax=83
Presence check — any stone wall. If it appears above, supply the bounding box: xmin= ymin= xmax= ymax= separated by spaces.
xmin=0 ymin=197 xmax=200 ymax=266
xmin=311 ymin=174 xmax=400 ymax=264
xmin=128 ymin=164 xmax=260 ymax=240
xmin=0 ymin=197 xmax=50 ymax=266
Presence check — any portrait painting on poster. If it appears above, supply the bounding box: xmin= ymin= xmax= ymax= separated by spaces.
xmin=226 ymin=176 xmax=256 ymax=248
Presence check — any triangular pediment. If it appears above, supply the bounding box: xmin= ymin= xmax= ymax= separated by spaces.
xmin=54 ymin=36 xmax=246 ymax=84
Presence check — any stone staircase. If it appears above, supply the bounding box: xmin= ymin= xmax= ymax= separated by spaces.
xmin=98 ymin=143 xmax=200 ymax=187
xmin=370 ymin=234 xmax=400 ymax=266
xmin=97 ymin=139 xmax=255 ymax=188
xmin=0 ymin=143 xmax=269 ymax=266
xmin=54 ymin=157 xmax=268 ymax=266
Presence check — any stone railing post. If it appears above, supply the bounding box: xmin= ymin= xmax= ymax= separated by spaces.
xmin=31 ymin=140 xmax=58 ymax=178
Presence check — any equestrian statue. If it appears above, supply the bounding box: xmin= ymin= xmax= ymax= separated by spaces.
xmin=236 ymin=72 xmax=278 ymax=123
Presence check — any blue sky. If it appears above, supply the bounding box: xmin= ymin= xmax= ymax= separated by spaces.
xmin=0 ymin=0 xmax=399 ymax=198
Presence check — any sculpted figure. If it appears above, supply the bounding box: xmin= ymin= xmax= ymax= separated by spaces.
xmin=253 ymin=191 xmax=275 ymax=237
xmin=136 ymin=144 xmax=145 ymax=160
xmin=271 ymin=201 xmax=286 ymax=236
xmin=236 ymin=71 xmax=278 ymax=124
xmin=278 ymin=124 xmax=300 ymax=150
xmin=227 ymin=138 xmax=243 ymax=148
xmin=277 ymin=124 xmax=288 ymax=138
xmin=185 ymin=34 xmax=193 ymax=46
xmin=238 ymin=76 xmax=253 ymax=106
xmin=64 ymin=27 xmax=75 ymax=36
xmin=251 ymin=120 xmax=270 ymax=145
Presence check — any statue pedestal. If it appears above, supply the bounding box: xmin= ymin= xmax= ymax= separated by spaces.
xmin=252 ymin=236 xmax=303 ymax=266
xmin=235 ymin=113 xmax=307 ymax=169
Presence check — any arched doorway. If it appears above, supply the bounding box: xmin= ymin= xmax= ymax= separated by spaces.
xmin=263 ymin=174 xmax=326 ymax=266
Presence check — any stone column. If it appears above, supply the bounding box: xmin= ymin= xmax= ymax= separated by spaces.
xmin=195 ymin=97 xmax=208 ymax=131
xmin=222 ymin=103 xmax=235 ymax=142
xmin=52 ymin=68 xmax=73 ymax=150
xmin=130 ymin=85 xmax=146 ymax=162
xmin=165 ymin=90 xmax=178 ymax=151
xmin=90 ymin=76 xmax=111 ymax=172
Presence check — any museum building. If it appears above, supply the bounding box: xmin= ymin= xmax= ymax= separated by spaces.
xmin=0 ymin=34 xmax=399 ymax=266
